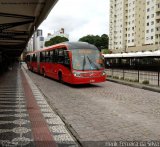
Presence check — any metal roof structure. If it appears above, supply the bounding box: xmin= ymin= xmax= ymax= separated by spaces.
xmin=0 ymin=0 xmax=58 ymax=57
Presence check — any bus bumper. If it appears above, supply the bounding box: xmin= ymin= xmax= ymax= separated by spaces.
xmin=70 ymin=75 xmax=106 ymax=85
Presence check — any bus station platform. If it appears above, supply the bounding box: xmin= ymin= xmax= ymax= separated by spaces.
xmin=0 ymin=63 xmax=78 ymax=147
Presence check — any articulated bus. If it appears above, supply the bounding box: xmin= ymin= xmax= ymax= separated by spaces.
xmin=26 ymin=42 xmax=106 ymax=84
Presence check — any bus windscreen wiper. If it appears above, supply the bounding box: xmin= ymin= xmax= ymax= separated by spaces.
xmin=87 ymin=56 xmax=99 ymax=70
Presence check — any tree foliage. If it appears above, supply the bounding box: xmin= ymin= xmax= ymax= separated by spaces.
xmin=79 ymin=34 xmax=109 ymax=49
xmin=101 ymin=49 xmax=112 ymax=54
xmin=45 ymin=36 xmax=69 ymax=47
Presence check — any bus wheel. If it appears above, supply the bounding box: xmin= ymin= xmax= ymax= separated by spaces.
xmin=58 ymin=72 xmax=63 ymax=83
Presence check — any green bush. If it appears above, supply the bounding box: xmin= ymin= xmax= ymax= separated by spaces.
xmin=133 ymin=79 xmax=139 ymax=82
xmin=113 ymin=76 xmax=119 ymax=79
xmin=120 ymin=77 xmax=124 ymax=80
xmin=124 ymin=78 xmax=130 ymax=81
xmin=129 ymin=79 xmax=134 ymax=82
xmin=142 ymin=80 xmax=149 ymax=85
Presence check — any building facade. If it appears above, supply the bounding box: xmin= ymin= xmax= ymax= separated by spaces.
xmin=27 ymin=29 xmax=44 ymax=52
xmin=109 ymin=0 xmax=160 ymax=53
xmin=45 ymin=28 xmax=69 ymax=45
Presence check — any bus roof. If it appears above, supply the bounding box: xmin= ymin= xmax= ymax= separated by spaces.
xmin=65 ymin=42 xmax=97 ymax=50
xmin=29 ymin=42 xmax=98 ymax=54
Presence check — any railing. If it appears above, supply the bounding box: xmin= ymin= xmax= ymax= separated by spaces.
xmin=106 ymin=68 xmax=160 ymax=87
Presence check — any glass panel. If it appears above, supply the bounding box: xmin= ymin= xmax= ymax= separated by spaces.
xmin=72 ymin=49 xmax=104 ymax=70
xmin=45 ymin=51 xmax=50 ymax=62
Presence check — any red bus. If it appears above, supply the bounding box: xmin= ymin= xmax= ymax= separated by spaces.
xmin=26 ymin=42 xmax=106 ymax=84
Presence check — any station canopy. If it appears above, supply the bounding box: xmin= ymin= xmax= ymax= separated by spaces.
xmin=0 ymin=0 xmax=58 ymax=57
xmin=103 ymin=50 xmax=160 ymax=58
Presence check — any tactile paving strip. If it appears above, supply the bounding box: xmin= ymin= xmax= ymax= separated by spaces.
xmin=22 ymin=68 xmax=79 ymax=147
xmin=0 ymin=68 xmax=34 ymax=147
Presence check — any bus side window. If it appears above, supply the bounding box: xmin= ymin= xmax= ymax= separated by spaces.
xmin=50 ymin=51 xmax=53 ymax=62
xmin=64 ymin=50 xmax=70 ymax=66
xmin=33 ymin=54 xmax=36 ymax=62
xmin=40 ymin=52 xmax=43 ymax=62
xmin=52 ymin=50 xmax=55 ymax=63
xmin=26 ymin=55 xmax=30 ymax=62
xmin=32 ymin=54 xmax=34 ymax=62
xmin=53 ymin=49 xmax=58 ymax=63
xmin=30 ymin=54 xmax=33 ymax=62
xmin=45 ymin=51 xmax=50 ymax=62
xmin=42 ymin=52 xmax=45 ymax=62
xmin=58 ymin=49 xmax=64 ymax=64
xmin=35 ymin=54 xmax=37 ymax=62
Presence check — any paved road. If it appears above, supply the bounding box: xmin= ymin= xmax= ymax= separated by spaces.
xmin=26 ymin=69 xmax=160 ymax=146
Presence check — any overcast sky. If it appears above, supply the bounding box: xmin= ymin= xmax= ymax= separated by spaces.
xmin=39 ymin=0 xmax=110 ymax=41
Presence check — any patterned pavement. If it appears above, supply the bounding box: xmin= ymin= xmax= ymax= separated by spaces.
xmin=22 ymin=67 xmax=78 ymax=147
xmin=0 ymin=65 xmax=33 ymax=147
xmin=0 ymin=64 xmax=78 ymax=147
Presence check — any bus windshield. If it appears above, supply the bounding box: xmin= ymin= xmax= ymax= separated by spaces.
xmin=72 ymin=49 xmax=104 ymax=70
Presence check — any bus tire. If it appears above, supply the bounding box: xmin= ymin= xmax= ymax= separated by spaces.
xmin=58 ymin=72 xmax=63 ymax=83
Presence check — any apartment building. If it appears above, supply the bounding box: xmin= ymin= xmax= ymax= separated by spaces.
xmin=109 ymin=0 xmax=160 ymax=53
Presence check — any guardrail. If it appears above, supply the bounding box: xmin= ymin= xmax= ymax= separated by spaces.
xmin=106 ymin=68 xmax=160 ymax=87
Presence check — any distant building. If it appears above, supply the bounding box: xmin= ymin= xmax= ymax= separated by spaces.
xmin=27 ymin=29 xmax=44 ymax=52
xmin=45 ymin=28 xmax=69 ymax=45
xmin=34 ymin=29 xmax=44 ymax=50
xmin=109 ymin=0 xmax=160 ymax=53
xmin=26 ymin=37 xmax=34 ymax=52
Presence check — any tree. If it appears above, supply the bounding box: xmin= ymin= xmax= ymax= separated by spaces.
xmin=79 ymin=34 xmax=109 ymax=49
xmin=101 ymin=49 xmax=111 ymax=54
xmin=45 ymin=36 xmax=69 ymax=47
xmin=100 ymin=34 xmax=109 ymax=49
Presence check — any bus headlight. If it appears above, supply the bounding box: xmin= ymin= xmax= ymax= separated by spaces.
xmin=73 ymin=72 xmax=81 ymax=77
xmin=102 ymin=71 xmax=106 ymax=76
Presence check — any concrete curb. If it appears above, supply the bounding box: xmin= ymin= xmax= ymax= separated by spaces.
xmin=107 ymin=78 xmax=160 ymax=93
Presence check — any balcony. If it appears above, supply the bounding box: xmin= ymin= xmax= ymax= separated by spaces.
xmin=156 ymin=15 xmax=160 ymax=20
xmin=156 ymin=22 xmax=160 ymax=27
xmin=156 ymin=7 xmax=160 ymax=12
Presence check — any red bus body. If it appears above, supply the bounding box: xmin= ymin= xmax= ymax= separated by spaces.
xmin=26 ymin=42 xmax=106 ymax=84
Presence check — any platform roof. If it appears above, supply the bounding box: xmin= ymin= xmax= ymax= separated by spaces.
xmin=0 ymin=0 xmax=58 ymax=57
